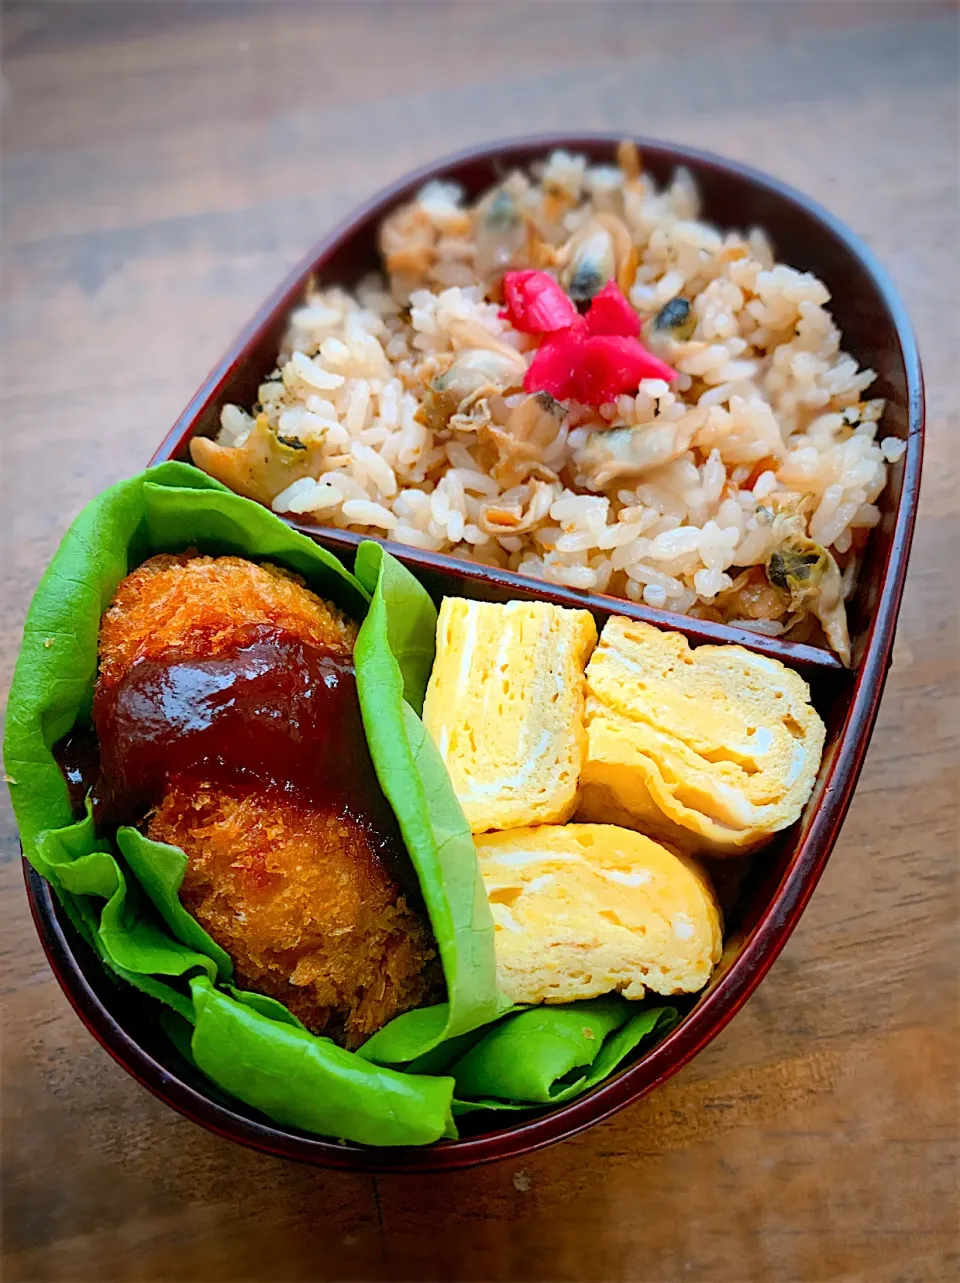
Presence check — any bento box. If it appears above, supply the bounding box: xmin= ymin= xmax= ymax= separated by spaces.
xmin=15 ymin=134 xmax=922 ymax=1172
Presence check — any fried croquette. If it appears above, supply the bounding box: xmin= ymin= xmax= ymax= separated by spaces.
xmin=97 ymin=552 xmax=357 ymax=693
xmin=149 ymin=783 xmax=439 ymax=1047
xmin=95 ymin=552 xmax=439 ymax=1046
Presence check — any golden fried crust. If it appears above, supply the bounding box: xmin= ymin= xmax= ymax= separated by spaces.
xmin=150 ymin=783 xmax=439 ymax=1047
xmin=98 ymin=552 xmax=357 ymax=692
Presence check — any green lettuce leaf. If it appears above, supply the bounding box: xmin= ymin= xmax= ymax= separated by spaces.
xmin=34 ymin=808 xmax=218 ymax=1023
xmin=226 ymin=987 xmax=309 ymax=1029
xmin=116 ymin=829 xmax=233 ymax=981
xmin=451 ymin=1001 xmax=679 ymax=1112
xmin=351 ymin=543 xmax=503 ymax=1064
xmin=354 ymin=540 xmax=437 ymax=715
xmin=189 ymin=977 xmax=456 ymax=1146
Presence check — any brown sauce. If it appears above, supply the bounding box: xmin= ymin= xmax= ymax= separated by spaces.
xmin=54 ymin=624 xmax=414 ymax=895
xmin=53 ymin=727 xmax=100 ymax=815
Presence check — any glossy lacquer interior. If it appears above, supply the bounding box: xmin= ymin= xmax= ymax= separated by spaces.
xmin=25 ymin=135 xmax=923 ymax=1172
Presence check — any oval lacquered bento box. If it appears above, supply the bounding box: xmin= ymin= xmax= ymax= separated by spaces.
xmin=24 ymin=134 xmax=923 ymax=1172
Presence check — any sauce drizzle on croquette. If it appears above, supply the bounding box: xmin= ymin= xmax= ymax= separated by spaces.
xmin=91 ymin=622 xmax=409 ymax=889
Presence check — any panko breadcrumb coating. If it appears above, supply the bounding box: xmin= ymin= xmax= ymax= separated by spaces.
xmin=95 ymin=552 xmax=439 ymax=1047
xmin=149 ymin=783 xmax=438 ymax=1046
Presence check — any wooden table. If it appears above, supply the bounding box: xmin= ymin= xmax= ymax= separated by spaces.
xmin=2 ymin=4 xmax=956 ymax=1279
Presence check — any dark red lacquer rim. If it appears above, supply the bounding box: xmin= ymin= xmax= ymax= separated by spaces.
xmin=22 ymin=133 xmax=924 ymax=1173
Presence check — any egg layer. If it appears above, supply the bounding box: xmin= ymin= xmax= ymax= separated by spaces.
xmin=579 ymin=618 xmax=826 ymax=855
xmin=423 ymin=599 xmax=597 ymax=833
xmin=476 ymin=823 xmax=722 ymax=1005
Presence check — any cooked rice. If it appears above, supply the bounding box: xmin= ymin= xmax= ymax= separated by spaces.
xmin=209 ymin=149 xmax=905 ymax=659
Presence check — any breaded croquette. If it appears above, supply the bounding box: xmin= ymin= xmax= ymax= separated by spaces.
xmin=94 ymin=552 xmax=439 ymax=1047
xmin=149 ymin=783 xmax=438 ymax=1047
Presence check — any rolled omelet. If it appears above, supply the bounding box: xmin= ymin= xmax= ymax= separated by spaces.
xmin=476 ymin=824 xmax=721 ymax=1005
xmin=422 ymin=599 xmax=597 ymax=833
xmin=579 ymin=618 xmax=826 ymax=855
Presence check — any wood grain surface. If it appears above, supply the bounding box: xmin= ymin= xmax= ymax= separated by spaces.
xmin=1 ymin=3 xmax=957 ymax=1281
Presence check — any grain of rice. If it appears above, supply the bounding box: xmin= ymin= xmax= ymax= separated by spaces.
xmin=394 ymin=525 xmax=443 ymax=550
xmin=320 ymin=337 xmax=351 ymax=366
xmin=626 ymin=563 xmax=686 ymax=596
xmin=694 ymin=568 xmax=733 ymax=598
xmin=288 ymin=351 xmax=345 ymax=391
xmin=735 ymin=619 xmax=786 ymax=636
xmin=220 ymin=404 xmax=254 ymax=445
xmin=273 ymin=478 xmax=342 ymax=515
xmin=341 ymin=499 xmax=397 ymax=529
xmin=880 ymin=437 xmax=906 ymax=463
